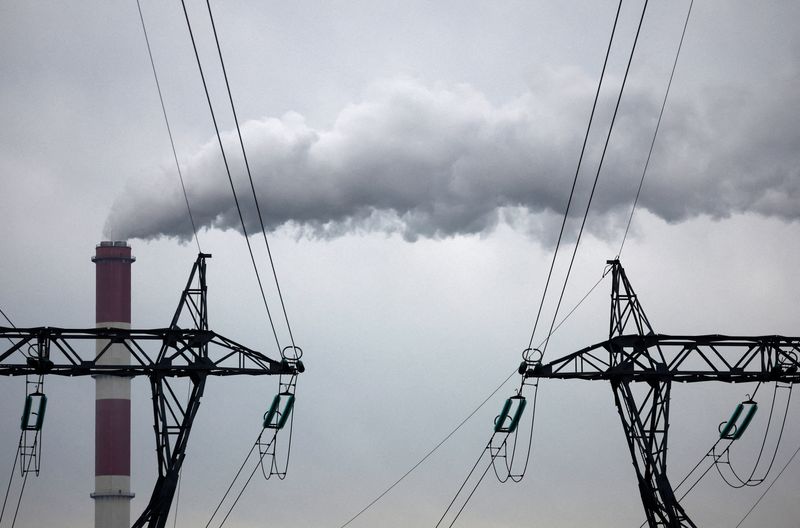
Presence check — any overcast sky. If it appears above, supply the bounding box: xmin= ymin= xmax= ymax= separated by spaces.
xmin=1 ymin=1 xmax=800 ymax=527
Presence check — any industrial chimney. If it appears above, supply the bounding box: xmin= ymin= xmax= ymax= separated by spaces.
xmin=91 ymin=241 xmax=135 ymax=527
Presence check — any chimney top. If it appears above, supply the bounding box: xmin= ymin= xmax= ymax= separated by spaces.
xmin=98 ymin=240 xmax=129 ymax=248
xmin=92 ymin=241 xmax=135 ymax=263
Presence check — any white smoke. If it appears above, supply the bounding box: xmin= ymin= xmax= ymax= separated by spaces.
xmin=104 ymin=72 xmax=800 ymax=243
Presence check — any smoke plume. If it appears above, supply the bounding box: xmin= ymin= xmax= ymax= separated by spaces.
xmin=104 ymin=72 xmax=800 ymax=243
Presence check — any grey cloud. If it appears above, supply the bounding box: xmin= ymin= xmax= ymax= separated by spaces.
xmin=104 ymin=72 xmax=800 ymax=243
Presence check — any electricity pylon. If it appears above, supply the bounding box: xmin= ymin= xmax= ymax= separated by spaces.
xmin=0 ymin=254 xmax=303 ymax=528
xmin=521 ymin=260 xmax=800 ymax=527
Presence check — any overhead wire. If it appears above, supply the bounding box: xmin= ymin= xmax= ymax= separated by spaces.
xmin=204 ymin=441 xmax=259 ymax=528
xmin=492 ymin=379 xmax=539 ymax=483
xmin=0 ymin=306 xmax=17 ymax=348
xmin=434 ymin=444 xmax=492 ymax=528
xmin=0 ymin=307 xmax=15 ymax=328
xmin=203 ymin=0 xmax=297 ymax=351
xmin=178 ymin=0 xmax=284 ymax=353
xmin=0 ymin=307 xmax=22 ymax=526
xmin=525 ymin=0 xmax=624 ymax=351
xmin=135 ymin=0 xmax=202 ymax=253
xmin=715 ymin=383 xmax=793 ymax=488
xmin=0 ymin=447 xmax=19 ymax=524
xmin=337 ymin=369 xmax=517 ymax=528
xmin=141 ymin=0 xmax=301 ymax=520
xmin=135 ymin=2 xmax=205 ymax=515
xmin=494 ymin=0 xmax=636 ymax=489
xmin=494 ymin=265 xmax=612 ymax=484
xmin=493 ymin=0 xmax=625 ymax=488
xmin=617 ymin=0 xmax=694 ymax=257
xmin=435 ymin=449 xmax=496 ymax=528
xmin=734 ymin=439 xmax=800 ymax=527
xmin=433 ymin=273 xmax=612 ymax=523
xmin=438 ymin=1 xmax=655 ymax=523
xmin=207 ymin=427 xmax=282 ymax=528
xmin=9 ymin=453 xmax=34 ymax=528
xmin=336 ymin=262 xmax=610 ymax=527
xmin=433 ymin=1 xmax=644 ymax=521
xmin=215 ymin=438 xmax=274 ymax=528
xmin=541 ymin=0 xmax=650 ymax=357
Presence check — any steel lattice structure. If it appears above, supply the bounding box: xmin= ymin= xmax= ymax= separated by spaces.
xmin=0 ymin=254 xmax=301 ymax=528
xmin=521 ymin=260 xmax=800 ymax=527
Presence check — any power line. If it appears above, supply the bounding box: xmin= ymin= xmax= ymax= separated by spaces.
xmin=336 ymin=264 xmax=609 ymax=527
xmin=10 ymin=443 xmax=35 ymax=528
xmin=434 ymin=444 xmax=491 ymax=528
xmin=617 ymin=0 xmax=694 ymax=257
xmin=442 ymin=2 xmax=653 ymax=522
xmin=205 ymin=436 xmax=259 ymax=528
xmin=203 ymin=0 xmax=298 ymax=352
xmin=178 ymin=0 xmax=283 ymax=353
xmin=135 ymin=0 xmax=202 ymax=253
xmin=0 ymin=306 xmax=15 ymax=327
xmin=541 ymin=0 xmax=650 ymax=357
xmin=735 ymin=440 xmax=800 ymax=527
xmin=445 ymin=457 xmax=494 ymax=528
xmin=0 ymin=446 xmax=19 ymax=523
xmin=214 ymin=431 xmax=280 ymax=528
xmin=526 ymin=0 xmax=624 ymax=351
xmin=0 ymin=305 xmax=17 ymax=348
xmin=337 ymin=369 xmax=517 ymax=528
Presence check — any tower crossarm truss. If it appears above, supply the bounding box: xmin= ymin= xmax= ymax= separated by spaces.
xmin=0 ymin=326 xmax=290 ymax=378
xmin=523 ymin=334 xmax=800 ymax=383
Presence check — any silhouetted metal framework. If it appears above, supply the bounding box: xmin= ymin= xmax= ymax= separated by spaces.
xmin=0 ymin=254 xmax=299 ymax=528
xmin=522 ymin=260 xmax=800 ymax=528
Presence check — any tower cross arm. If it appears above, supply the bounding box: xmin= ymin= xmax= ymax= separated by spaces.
xmin=523 ymin=334 xmax=800 ymax=383
xmin=0 ymin=326 xmax=294 ymax=377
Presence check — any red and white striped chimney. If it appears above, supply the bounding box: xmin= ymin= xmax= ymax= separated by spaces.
xmin=91 ymin=241 xmax=135 ymax=527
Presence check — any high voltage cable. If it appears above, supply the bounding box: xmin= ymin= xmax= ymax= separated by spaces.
xmin=441 ymin=1 xmax=652 ymax=522
xmin=216 ymin=433 xmax=279 ymax=528
xmin=525 ymin=0 xmax=624 ymax=351
xmin=434 ymin=446 xmax=494 ymax=528
xmin=541 ymin=0 xmax=650 ymax=357
xmin=178 ymin=0 xmax=283 ymax=353
xmin=337 ymin=369 xmax=517 ymax=528
xmin=716 ymin=384 xmax=793 ymax=489
xmin=336 ymin=270 xmax=608 ymax=527
xmin=207 ymin=426 xmax=284 ymax=528
xmin=203 ymin=0 xmax=297 ymax=351
xmin=617 ymin=0 xmax=694 ymax=257
xmin=0 ymin=306 xmax=19 ymax=524
xmin=204 ymin=441 xmax=259 ymax=528
xmin=735 ymin=440 xmax=800 ymax=527
xmin=135 ymin=0 xmax=202 ymax=254
xmin=0 ymin=444 xmax=19 ymax=523
xmin=0 ymin=306 xmax=17 ymax=348
xmin=0 ymin=307 xmax=15 ymax=327
xmin=9 ymin=453 xmax=34 ymax=528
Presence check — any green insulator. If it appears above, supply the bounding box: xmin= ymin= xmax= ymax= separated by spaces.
xmin=719 ymin=403 xmax=744 ymax=439
xmin=20 ymin=396 xmax=32 ymax=431
xmin=732 ymin=403 xmax=758 ymax=440
xmin=20 ymin=393 xmax=47 ymax=431
xmin=494 ymin=396 xmax=527 ymax=434
xmin=263 ymin=393 xmax=295 ymax=430
xmin=275 ymin=395 xmax=295 ymax=430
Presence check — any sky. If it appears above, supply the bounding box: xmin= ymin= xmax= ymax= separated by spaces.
xmin=1 ymin=0 xmax=799 ymax=527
